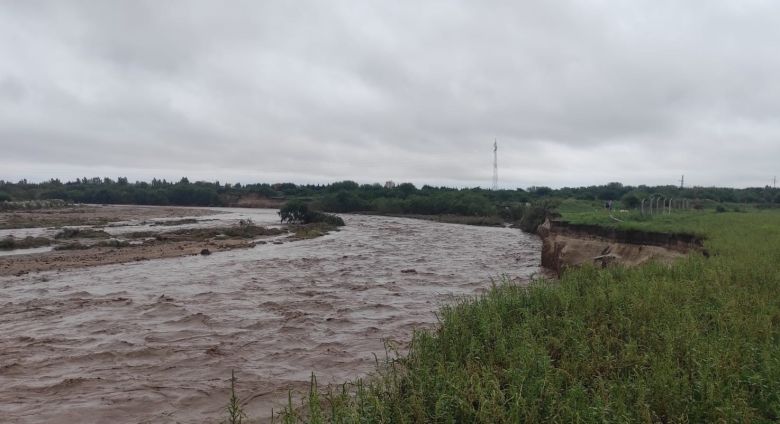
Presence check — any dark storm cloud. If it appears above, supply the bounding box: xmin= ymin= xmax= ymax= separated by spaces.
xmin=1 ymin=0 xmax=778 ymax=187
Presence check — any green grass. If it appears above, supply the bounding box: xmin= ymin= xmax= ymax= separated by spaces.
xmin=558 ymin=202 xmax=773 ymax=238
xmin=265 ymin=209 xmax=780 ymax=423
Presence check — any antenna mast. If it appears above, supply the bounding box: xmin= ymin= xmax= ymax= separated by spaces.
xmin=492 ymin=139 xmax=498 ymax=191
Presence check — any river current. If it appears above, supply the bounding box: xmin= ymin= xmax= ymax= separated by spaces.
xmin=0 ymin=209 xmax=541 ymax=423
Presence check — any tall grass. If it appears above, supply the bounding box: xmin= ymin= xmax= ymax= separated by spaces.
xmin=263 ymin=211 xmax=780 ymax=422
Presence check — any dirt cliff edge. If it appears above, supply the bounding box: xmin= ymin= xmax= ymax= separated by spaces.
xmin=537 ymin=219 xmax=705 ymax=275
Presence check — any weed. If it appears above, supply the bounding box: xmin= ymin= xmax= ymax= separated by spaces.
xmin=225 ymin=370 xmax=247 ymax=424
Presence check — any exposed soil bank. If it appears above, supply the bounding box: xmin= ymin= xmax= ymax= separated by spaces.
xmin=227 ymin=194 xmax=285 ymax=209
xmin=538 ymin=219 xmax=705 ymax=275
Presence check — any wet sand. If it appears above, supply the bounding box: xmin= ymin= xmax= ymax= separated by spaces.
xmin=0 ymin=206 xmax=290 ymax=276
xmin=0 ymin=239 xmax=263 ymax=276
xmin=0 ymin=205 xmax=218 ymax=230
xmin=0 ymin=212 xmax=540 ymax=423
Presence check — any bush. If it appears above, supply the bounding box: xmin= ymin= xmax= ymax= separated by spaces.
xmin=621 ymin=192 xmax=641 ymax=209
xmin=0 ymin=236 xmax=51 ymax=250
xmin=54 ymin=228 xmax=111 ymax=239
xmin=308 ymin=211 xmax=345 ymax=226
xmin=279 ymin=200 xmax=311 ymax=223
xmin=518 ymin=199 xmax=560 ymax=233
xmin=0 ymin=192 xmax=10 ymax=202
xmin=716 ymin=205 xmax=727 ymax=213
xmin=279 ymin=200 xmax=345 ymax=226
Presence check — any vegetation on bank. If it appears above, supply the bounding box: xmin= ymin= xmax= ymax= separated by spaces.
xmin=0 ymin=199 xmax=70 ymax=210
xmin=54 ymin=228 xmax=111 ymax=239
xmin=2 ymin=178 xmax=778 ymax=216
xmin=278 ymin=201 xmax=346 ymax=241
xmin=3 ymin=178 xmax=779 ymax=235
xmin=239 ymin=209 xmax=779 ymax=423
xmin=0 ymin=236 xmax=52 ymax=250
xmin=279 ymin=200 xmax=346 ymax=227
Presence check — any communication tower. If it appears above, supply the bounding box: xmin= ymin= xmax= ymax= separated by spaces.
xmin=492 ymin=140 xmax=498 ymax=191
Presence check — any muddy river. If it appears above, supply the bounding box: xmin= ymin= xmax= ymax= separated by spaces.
xmin=0 ymin=209 xmax=541 ymax=423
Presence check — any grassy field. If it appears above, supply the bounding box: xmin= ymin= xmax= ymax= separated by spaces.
xmin=261 ymin=206 xmax=780 ymax=423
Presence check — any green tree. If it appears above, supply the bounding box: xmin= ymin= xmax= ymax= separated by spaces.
xmin=621 ymin=192 xmax=641 ymax=209
xmin=279 ymin=200 xmax=310 ymax=223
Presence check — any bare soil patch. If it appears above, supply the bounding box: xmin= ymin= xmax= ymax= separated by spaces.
xmin=0 ymin=206 xmax=296 ymax=276
xmin=0 ymin=204 xmax=218 ymax=229
xmin=0 ymin=206 xmax=345 ymax=276
xmin=0 ymin=238 xmax=262 ymax=276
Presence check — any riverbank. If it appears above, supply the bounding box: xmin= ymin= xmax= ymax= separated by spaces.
xmin=275 ymin=209 xmax=780 ymax=422
xmin=0 ymin=205 xmax=341 ymax=276
xmin=354 ymin=211 xmax=506 ymax=227
xmin=537 ymin=218 xmax=705 ymax=275
xmin=0 ymin=204 xmax=217 ymax=229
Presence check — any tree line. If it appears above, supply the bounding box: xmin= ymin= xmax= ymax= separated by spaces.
xmin=1 ymin=178 xmax=778 ymax=214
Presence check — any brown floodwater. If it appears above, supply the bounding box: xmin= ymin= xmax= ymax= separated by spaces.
xmin=0 ymin=210 xmax=541 ymax=423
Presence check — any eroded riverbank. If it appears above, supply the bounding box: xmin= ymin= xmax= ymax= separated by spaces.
xmin=0 ymin=211 xmax=541 ymax=423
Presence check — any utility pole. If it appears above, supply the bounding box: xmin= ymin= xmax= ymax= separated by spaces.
xmin=774 ymin=176 xmax=777 ymax=189
xmin=492 ymin=139 xmax=498 ymax=191
xmin=680 ymin=175 xmax=684 ymax=189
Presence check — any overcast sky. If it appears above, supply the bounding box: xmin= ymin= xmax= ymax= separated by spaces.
xmin=1 ymin=1 xmax=778 ymax=189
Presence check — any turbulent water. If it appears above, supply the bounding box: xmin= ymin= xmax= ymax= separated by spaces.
xmin=0 ymin=209 xmax=541 ymax=423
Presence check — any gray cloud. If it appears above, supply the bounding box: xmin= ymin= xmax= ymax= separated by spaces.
xmin=1 ymin=0 xmax=779 ymax=188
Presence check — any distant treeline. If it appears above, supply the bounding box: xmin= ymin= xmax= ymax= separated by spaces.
xmin=1 ymin=178 xmax=778 ymax=215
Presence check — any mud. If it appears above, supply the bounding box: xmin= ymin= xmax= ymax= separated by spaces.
xmin=0 ymin=207 xmax=291 ymax=276
xmin=0 ymin=211 xmax=540 ymax=423
xmin=0 ymin=205 xmax=218 ymax=231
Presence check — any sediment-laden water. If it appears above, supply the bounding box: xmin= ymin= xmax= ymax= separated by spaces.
xmin=0 ymin=210 xmax=540 ymax=423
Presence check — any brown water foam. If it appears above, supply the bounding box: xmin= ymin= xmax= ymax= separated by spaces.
xmin=0 ymin=213 xmax=540 ymax=423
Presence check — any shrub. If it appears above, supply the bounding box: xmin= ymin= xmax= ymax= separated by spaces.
xmin=54 ymin=228 xmax=111 ymax=239
xmin=0 ymin=236 xmax=52 ymax=250
xmin=308 ymin=211 xmax=345 ymax=226
xmin=279 ymin=200 xmax=344 ymax=226
xmin=621 ymin=192 xmax=641 ymax=209
xmin=518 ymin=199 xmax=560 ymax=233
xmin=279 ymin=200 xmax=310 ymax=223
